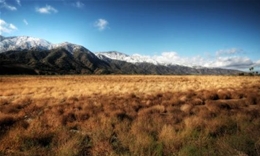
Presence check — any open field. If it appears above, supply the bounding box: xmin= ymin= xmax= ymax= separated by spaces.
xmin=1 ymin=75 xmax=260 ymax=155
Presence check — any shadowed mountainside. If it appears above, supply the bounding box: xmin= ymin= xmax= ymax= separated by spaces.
xmin=0 ymin=48 xmax=240 ymax=75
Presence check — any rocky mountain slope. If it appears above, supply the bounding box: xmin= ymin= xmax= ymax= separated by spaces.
xmin=0 ymin=35 xmax=240 ymax=75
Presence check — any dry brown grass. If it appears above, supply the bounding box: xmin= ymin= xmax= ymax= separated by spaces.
xmin=0 ymin=75 xmax=260 ymax=155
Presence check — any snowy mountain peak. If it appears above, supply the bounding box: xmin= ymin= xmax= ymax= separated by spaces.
xmin=95 ymin=51 xmax=159 ymax=65
xmin=105 ymin=51 xmax=129 ymax=56
xmin=0 ymin=35 xmax=89 ymax=53
xmin=0 ymin=35 xmax=53 ymax=52
xmin=52 ymin=42 xmax=89 ymax=53
xmin=95 ymin=51 xmax=129 ymax=60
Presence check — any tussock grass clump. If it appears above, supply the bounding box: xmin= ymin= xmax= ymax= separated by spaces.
xmin=202 ymin=90 xmax=219 ymax=100
xmin=245 ymin=91 xmax=260 ymax=105
xmin=0 ymin=113 xmax=17 ymax=137
xmin=217 ymin=89 xmax=232 ymax=99
xmin=0 ymin=104 xmax=23 ymax=114
xmin=194 ymin=106 xmax=214 ymax=118
xmin=180 ymin=103 xmax=193 ymax=114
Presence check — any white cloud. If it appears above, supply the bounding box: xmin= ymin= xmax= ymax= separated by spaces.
xmin=204 ymin=56 xmax=254 ymax=69
xmin=216 ymin=48 xmax=243 ymax=56
xmin=9 ymin=23 xmax=17 ymax=30
xmin=73 ymin=1 xmax=84 ymax=8
xmin=148 ymin=51 xmax=206 ymax=67
xmin=36 ymin=5 xmax=58 ymax=14
xmin=0 ymin=19 xmax=18 ymax=34
xmin=16 ymin=0 xmax=21 ymax=6
xmin=0 ymin=19 xmax=5 ymax=25
xmin=23 ymin=19 xmax=28 ymax=25
xmin=0 ymin=0 xmax=17 ymax=11
xmin=153 ymin=52 xmax=180 ymax=65
xmin=94 ymin=19 xmax=109 ymax=31
xmin=254 ymin=60 xmax=260 ymax=67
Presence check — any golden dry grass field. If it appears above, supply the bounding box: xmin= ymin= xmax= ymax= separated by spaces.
xmin=0 ymin=75 xmax=260 ymax=155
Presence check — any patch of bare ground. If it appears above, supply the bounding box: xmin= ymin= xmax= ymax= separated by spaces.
xmin=0 ymin=75 xmax=260 ymax=155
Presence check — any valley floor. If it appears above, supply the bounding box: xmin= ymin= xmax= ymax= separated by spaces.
xmin=0 ymin=75 xmax=260 ymax=155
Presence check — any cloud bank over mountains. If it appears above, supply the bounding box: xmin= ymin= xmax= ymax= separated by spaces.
xmin=124 ymin=49 xmax=259 ymax=70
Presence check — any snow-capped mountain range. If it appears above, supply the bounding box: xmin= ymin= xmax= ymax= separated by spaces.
xmin=0 ymin=35 xmax=166 ymax=65
xmin=0 ymin=35 xmax=160 ymax=65
xmin=0 ymin=35 xmax=240 ymax=75
xmin=0 ymin=35 xmax=88 ymax=54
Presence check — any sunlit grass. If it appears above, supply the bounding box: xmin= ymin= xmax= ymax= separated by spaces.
xmin=0 ymin=75 xmax=260 ymax=155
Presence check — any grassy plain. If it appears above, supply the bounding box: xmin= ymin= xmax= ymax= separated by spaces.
xmin=0 ymin=75 xmax=260 ymax=155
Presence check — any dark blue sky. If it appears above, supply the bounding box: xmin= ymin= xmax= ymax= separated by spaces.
xmin=1 ymin=0 xmax=260 ymax=70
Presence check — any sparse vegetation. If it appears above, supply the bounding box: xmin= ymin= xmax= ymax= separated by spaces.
xmin=0 ymin=75 xmax=260 ymax=155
